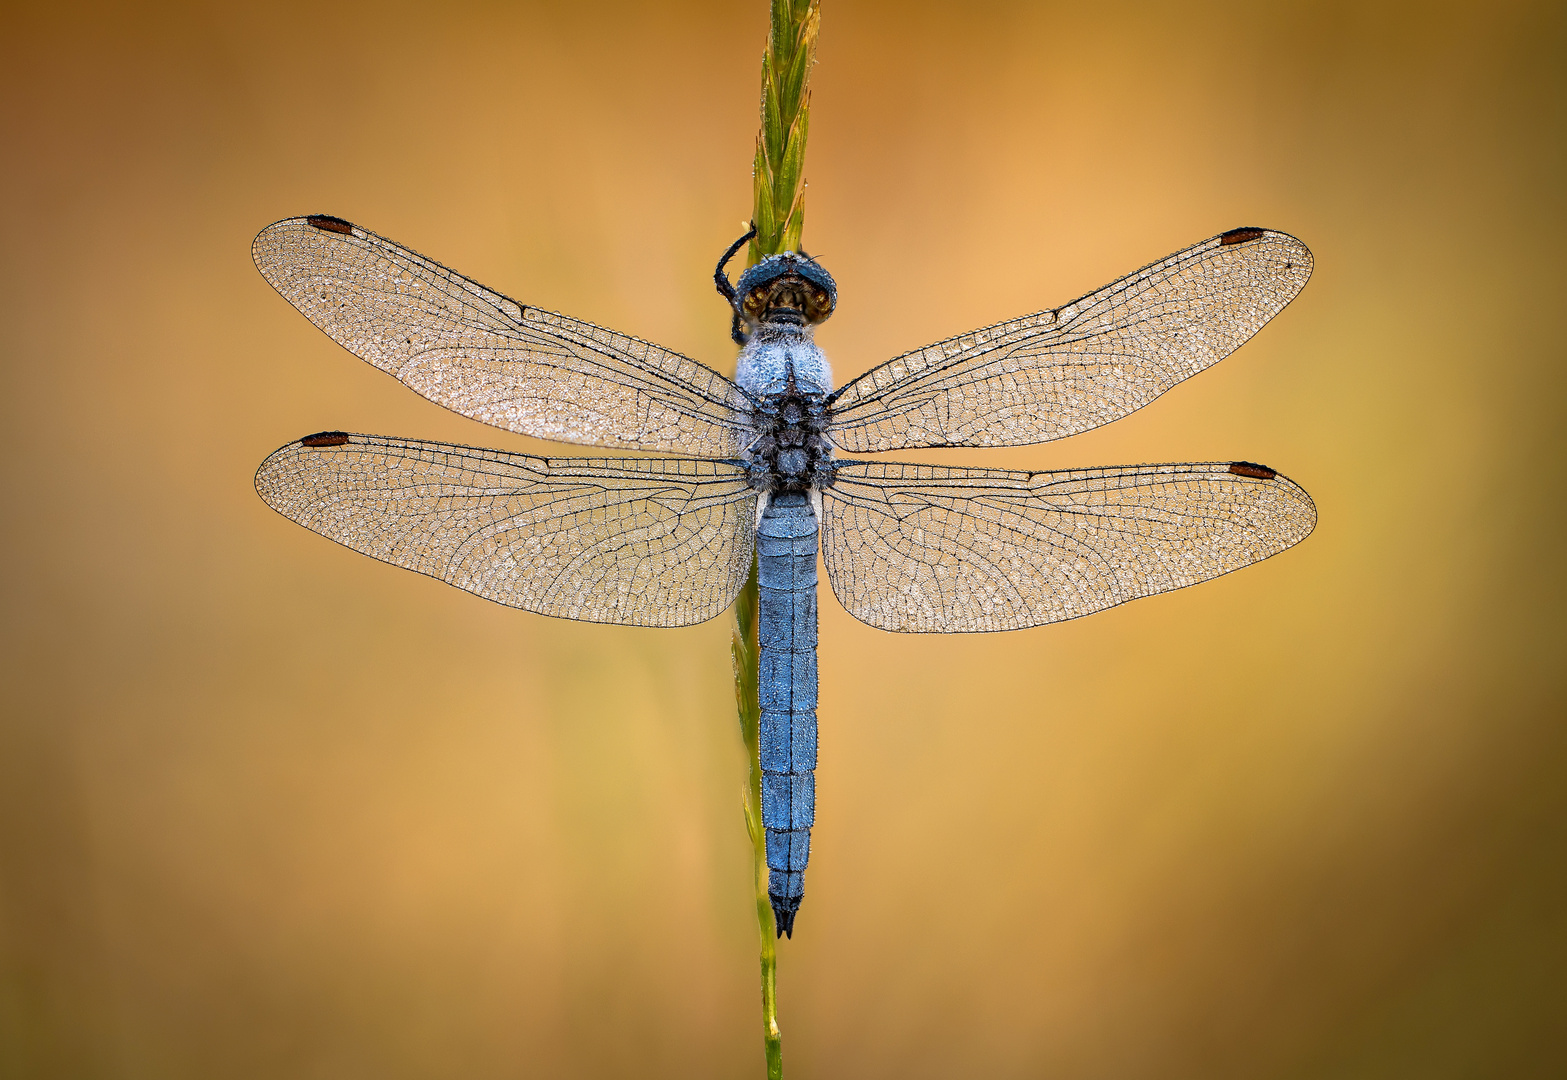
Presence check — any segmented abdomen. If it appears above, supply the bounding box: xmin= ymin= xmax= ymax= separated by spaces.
xmin=756 ymin=491 xmax=818 ymax=938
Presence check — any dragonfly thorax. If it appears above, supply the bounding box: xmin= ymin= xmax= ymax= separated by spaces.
xmin=735 ymin=324 xmax=833 ymax=395
xmin=736 ymin=320 xmax=836 ymax=495
xmin=743 ymin=369 xmax=836 ymax=495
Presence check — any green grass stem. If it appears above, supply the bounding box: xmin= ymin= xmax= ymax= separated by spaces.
xmin=732 ymin=3 xmax=819 ymax=1076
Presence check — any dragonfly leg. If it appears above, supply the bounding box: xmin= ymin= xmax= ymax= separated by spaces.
xmin=715 ymin=223 xmax=758 ymax=345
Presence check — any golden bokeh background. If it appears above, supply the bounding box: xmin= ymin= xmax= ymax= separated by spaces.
xmin=3 ymin=1 xmax=1563 ymax=1076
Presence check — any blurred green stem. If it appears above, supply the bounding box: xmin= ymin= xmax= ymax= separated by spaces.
xmin=731 ymin=564 xmax=778 ymax=1074
xmin=732 ymin=3 xmax=819 ymax=1077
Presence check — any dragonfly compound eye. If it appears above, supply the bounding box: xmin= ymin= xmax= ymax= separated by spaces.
xmin=743 ymin=287 xmax=772 ymax=319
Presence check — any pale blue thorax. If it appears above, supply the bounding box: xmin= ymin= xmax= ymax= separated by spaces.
xmin=734 ymin=325 xmax=834 ymax=399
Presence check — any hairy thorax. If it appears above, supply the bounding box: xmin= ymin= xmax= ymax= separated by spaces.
xmin=735 ymin=326 xmax=837 ymax=494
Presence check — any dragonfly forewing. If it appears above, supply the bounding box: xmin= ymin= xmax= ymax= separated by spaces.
xmin=255 ymin=433 xmax=757 ymax=627
xmin=827 ymin=228 xmax=1312 ymax=452
xmin=253 ymin=217 xmax=753 ymax=456
xmin=820 ymin=459 xmax=1316 ymax=632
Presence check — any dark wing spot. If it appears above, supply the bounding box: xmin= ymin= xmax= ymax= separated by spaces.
xmin=305 ymin=215 xmax=354 ymax=235
xmin=1219 ymin=227 xmax=1267 ymax=246
xmin=300 ymin=431 xmax=351 ymax=447
xmin=1229 ymin=461 xmax=1276 ymax=480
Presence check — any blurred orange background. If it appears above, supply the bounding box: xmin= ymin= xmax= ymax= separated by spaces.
xmin=2 ymin=1 xmax=1563 ymax=1076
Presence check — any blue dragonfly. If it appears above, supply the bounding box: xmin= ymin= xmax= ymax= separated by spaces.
xmin=253 ymin=215 xmax=1316 ymax=936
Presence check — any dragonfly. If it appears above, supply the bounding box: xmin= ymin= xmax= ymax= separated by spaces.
xmin=253 ymin=214 xmax=1316 ymax=937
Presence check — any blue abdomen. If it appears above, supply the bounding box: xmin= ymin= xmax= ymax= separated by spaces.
xmin=756 ymin=491 xmax=818 ymax=938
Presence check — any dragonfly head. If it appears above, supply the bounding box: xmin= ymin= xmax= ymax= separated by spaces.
xmin=735 ymin=253 xmax=837 ymax=332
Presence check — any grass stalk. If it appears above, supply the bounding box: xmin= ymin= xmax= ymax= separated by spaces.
xmin=732 ymin=3 xmax=819 ymax=1076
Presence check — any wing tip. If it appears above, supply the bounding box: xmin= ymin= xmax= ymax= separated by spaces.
xmin=252 ymin=213 xmax=355 ymax=251
xmin=1217 ymin=225 xmax=1313 ymax=267
xmin=1226 ymin=461 xmax=1319 ymax=548
xmin=253 ymin=432 xmax=353 ymax=505
xmin=1214 ymin=226 xmax=1314 ymax=298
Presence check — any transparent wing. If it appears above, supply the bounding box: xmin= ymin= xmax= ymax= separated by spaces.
xmin=255 ymin=433 xmax=757 ymax=627
xmin=827 ymin=228 xmax=1312 ymax=452
xmin=253 ymin=216 xmax=751 ymax=456
xmin=821 ymin=459 xmax=1315 ymax=632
